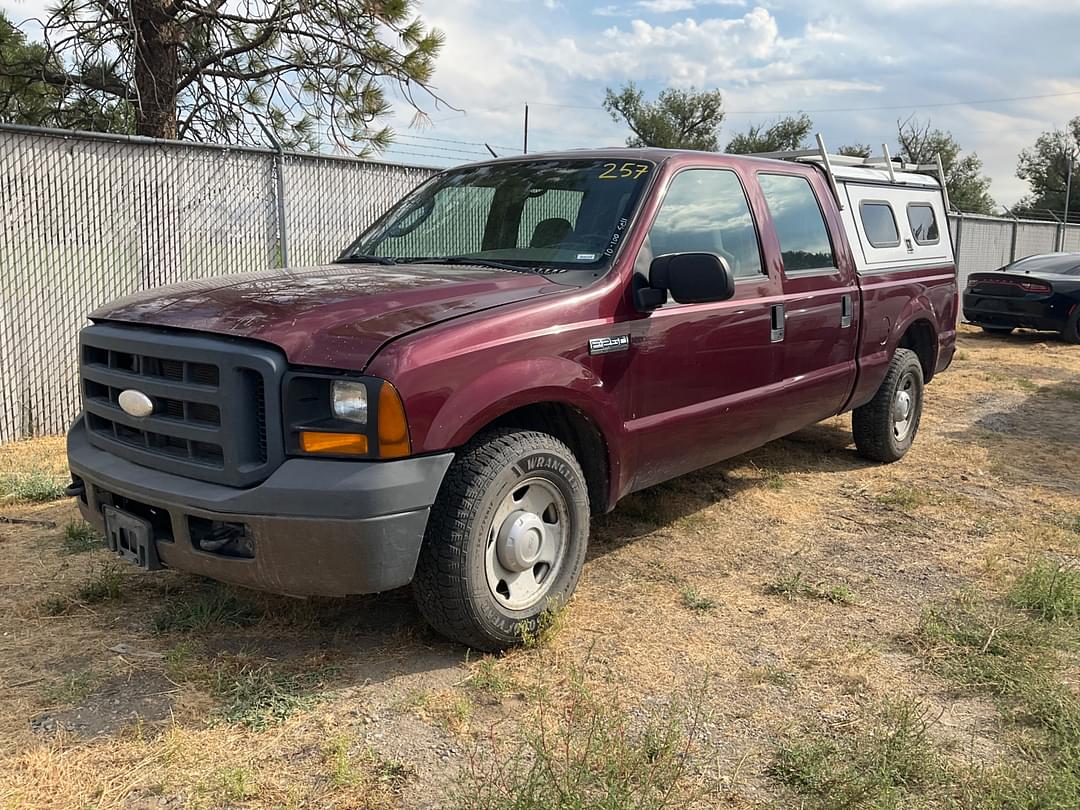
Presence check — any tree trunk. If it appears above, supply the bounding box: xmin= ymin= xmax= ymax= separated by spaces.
xmin=132 ymin=0 xmax=180 ymax=139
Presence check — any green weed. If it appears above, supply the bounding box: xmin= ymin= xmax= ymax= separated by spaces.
xmin=76 ymin=564 xmax=124 ymax=603
xmin=61 ymin=520 xmax=102 ymax=554
xmin=766 ymin=573 xmax=857 ymax=606
xmin=771 ymin=699 xmax=944 ymax=809
xmin=680 ymin=586 xmax=717 ymax=612
xmin=41 ymin=669 xmax=100 ymax=707
xmin=153 ymin=587 xmax=262 ymax=633
xmin=1008 ymin=560 xmax=1080 ymax=622
xmin=453 ymin=672 xmax=707 ymax=809
xmin=0 ymin=471 xmax=66 ymax=503
xmin=210 ymin=661 xmax=334 ymax=731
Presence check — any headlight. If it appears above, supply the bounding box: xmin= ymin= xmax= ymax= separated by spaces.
xmin=283 ymin=373 xmax=411 ymax=459
xmin=332 ymin=381 xmax=368 ymax=424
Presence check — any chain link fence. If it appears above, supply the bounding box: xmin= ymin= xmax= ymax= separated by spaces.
xmin=4 ymin=123 xmax=1080 ymax=443
xmin=0 ymin=124 xmax=435 ymax=443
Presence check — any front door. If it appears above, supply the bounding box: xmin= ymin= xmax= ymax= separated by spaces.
xmin=625 ymin=166 xmax=784 ymax=491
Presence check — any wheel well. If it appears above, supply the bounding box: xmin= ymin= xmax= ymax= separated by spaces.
xmin=485 ymin=403 xmax=609 ymax=514
xmin=898 ymin=320 xmax=937 ymax=382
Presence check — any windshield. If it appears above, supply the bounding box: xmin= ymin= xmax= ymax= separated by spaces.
xmin=343 ymin=158 xmax=656 ymax=270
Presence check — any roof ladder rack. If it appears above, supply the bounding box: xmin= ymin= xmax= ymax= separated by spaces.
xmin=752 ymin=133 xmax=951 ymax=210
xmin=815 ymin=133 xmax=845 ymax=211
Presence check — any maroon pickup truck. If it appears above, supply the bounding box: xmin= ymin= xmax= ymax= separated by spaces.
xmin=67 ymin=147 xmax=957 ymax=649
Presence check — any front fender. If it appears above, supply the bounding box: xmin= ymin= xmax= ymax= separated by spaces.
xmin=424 ymin=356 xmax=627 ymax=502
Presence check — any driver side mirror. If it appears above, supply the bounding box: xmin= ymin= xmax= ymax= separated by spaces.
xmin=634 ymin=252 xmax=736 ymax=311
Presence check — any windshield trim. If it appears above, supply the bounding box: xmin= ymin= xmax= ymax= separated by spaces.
xmin=338 ymin=156 xmax=664 ymax=278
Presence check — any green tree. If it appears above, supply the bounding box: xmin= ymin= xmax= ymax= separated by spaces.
xmin=896 ymin=117 xmax=994 ymax=214
xmin=1015 ymin=117 xmax=1080 ymax=221
xmin=603 ymin=82 xmax=725 ymax=151
xmin=4 ymin=0 xmax=444 ymax=154
xmin=725 ymin=113 xmax=813 ymax=154
xmin=838 ymin=143 xmax=872 ymax=158
xmin=0 ymin=13 xmax=55 ymax=125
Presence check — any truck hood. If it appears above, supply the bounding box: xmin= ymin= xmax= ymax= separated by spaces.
xmin=91 ymin=263 xmax=567 ymax=369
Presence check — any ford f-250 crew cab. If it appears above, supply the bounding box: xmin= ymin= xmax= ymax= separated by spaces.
xmin=67 ymin=143 xmax=957 ymax=650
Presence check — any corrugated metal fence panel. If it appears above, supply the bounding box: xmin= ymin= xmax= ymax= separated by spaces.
xmin=1014 ymin=221 xmax=1059 ymax=260
xmin=282 ymin=155 xmax=436 ymax=267
xmin=953 ymin=216 xmax=1013 ymax=290
xmin=1062 ymin=225 xmax=1080 ymax=252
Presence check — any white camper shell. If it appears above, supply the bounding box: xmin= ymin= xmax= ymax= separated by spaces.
xmin=757 ymin=137 xmax=955 ymax=277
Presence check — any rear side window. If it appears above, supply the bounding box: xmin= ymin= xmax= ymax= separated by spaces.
xmin=758 ymin=173 xmax=836 ymax=272
xmin=907 ymin=203 xmax=940 ymax=245
xmin=859 ymin=201 xmax=900 ymax=247
xmin=648 ymin=169 xmax=763 ymax=279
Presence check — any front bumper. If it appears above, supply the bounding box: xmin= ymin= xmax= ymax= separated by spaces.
xmin=67 ymin=418 xmax=453 ymax=596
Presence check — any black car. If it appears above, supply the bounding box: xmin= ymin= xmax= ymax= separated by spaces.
xmin=963 ymin=253 xmax=1080 ymax=343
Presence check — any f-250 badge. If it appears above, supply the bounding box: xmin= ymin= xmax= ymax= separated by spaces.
xmin=588 ymin=335 xmax=630 ymax=355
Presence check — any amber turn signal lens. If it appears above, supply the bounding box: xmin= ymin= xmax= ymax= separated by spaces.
xmin=299 ymin=431 xmax=368 ymax=455
xmin=377 ymin=381 xmax=411 ymax=459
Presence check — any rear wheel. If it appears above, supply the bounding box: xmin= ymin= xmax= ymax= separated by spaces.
xmin=852 ymin=348 xmax=924 ymax=463
xmin=981 ymin=326 xmax=1015 ymax=336
xmin=1063 ymin=310 xmax=1080 ymax=344
xmin=412 ymin=429 xmax=590 ymax=651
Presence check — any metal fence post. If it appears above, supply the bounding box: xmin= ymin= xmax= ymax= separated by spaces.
xmin=271 ymin=141 xmax=289 ymax=268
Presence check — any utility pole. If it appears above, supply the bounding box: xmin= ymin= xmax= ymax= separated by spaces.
xmin=523 ymin=104 xmax=529 ymax=154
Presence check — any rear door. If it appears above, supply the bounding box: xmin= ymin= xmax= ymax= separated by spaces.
xmin=753 ymin=170 xmax=860 ymax=432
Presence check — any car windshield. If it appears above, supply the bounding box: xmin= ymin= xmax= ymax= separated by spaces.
xmin=342 ymin=158 xmax=656 ymax=270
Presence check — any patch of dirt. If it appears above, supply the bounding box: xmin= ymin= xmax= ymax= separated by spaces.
xmin=30 ymin=672 xmax=176 ymax=738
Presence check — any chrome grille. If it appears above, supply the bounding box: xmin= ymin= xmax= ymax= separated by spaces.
xmin=79 ymin=324 xmax=286 ymax=487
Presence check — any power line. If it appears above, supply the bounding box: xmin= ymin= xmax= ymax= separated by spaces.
xmin=384 ymin=140 xmax=490 ymax=158
xmin=394 ymin=132 xmax=518 ymax=152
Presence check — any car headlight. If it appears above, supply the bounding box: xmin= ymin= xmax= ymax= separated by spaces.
xmin=284 ymin=374 xmax=410 ymax=459
xmin=332 ymin=381 xmax=368 ymax=424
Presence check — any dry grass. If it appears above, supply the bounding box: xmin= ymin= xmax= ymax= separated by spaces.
xmin=1 ymin=325 xmax=1079 ymax=808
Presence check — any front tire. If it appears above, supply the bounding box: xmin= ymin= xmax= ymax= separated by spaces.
xmin=412 ymin=429 xmax=590 ymax=651
xmin=852 ymin=348 xmax=925 ymax=463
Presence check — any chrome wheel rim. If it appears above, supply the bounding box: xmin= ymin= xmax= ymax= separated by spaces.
xmin=485 ymin=477 xmax=568 ymax=611
xmin=893 ymin=374 xmax=918 ymax=442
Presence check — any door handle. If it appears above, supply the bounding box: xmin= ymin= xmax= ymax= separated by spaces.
xmin=770 ymin=303 xmax=785 ymax=343
xmin=841 ymin=294 xmax=853 ymax=328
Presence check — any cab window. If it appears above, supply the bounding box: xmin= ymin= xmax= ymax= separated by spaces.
xmin=647 ymin=169 xmax=763 ymax=279
xmin=758 ymin=173 xmax=836 ymax=273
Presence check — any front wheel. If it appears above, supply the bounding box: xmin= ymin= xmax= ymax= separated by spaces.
xmin=852 ymin=348 xmax=925 ymax=463
xmin=412 ymin=429 xmax=590 ymax=651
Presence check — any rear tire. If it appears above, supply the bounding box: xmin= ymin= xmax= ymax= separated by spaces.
xmin=853 ymin=348 xmax=924 ymax=463
xmin=1063 ymin=310 xmax=1080 ymax=345
xmin=412 ymin=429 xmax=590 ymax=651
xmin=981 ymin=326 xmax=1015 ymax=336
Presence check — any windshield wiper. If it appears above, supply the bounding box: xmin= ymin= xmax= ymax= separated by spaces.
xmin=402 ymin=256 xmax=534 ymax=273
xmin=338 ymin=253 xmax=398 ymax=265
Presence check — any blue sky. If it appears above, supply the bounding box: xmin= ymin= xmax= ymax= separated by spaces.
xmin=5 ymin=0 xmax=1080 ymax=206
xmin=387 ymin=0 xmax=1080 ymax=207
